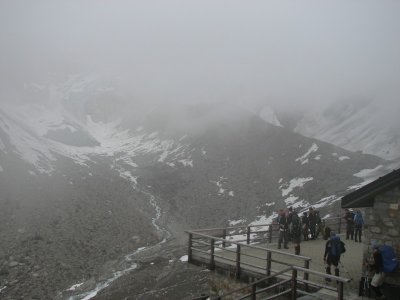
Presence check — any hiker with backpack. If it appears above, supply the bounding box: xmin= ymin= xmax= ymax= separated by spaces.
xmin=369 ymin=245 xmax=386 ymax=299
xmin=368 ymin=244 xmax=399 ymax=300
xmin=353 ymin=210 xmax=364 ymax=243
xmin=323 ymin=232 xmax=345 ymax=281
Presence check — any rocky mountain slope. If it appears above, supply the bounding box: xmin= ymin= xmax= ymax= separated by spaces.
xmin=0 ymin=77 xmax=396 ymax=299
xmin=277 ymin=99 xmax=400 ymax=161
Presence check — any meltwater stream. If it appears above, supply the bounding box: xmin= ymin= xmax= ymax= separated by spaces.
xmin=63 ymin=188 xmax=171 ymax=300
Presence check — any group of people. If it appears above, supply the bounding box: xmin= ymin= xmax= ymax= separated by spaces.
xmin=275 ymin=206 xmax=323 ymax=255
xmin=344 ymin=208 xmax=364 ymax=242
xmin=275 ymin=207 xmax=392 ymax=299
xmin=301 ymin=207 xmax=324 ymax=241
xmin=275 ymin=207 xmax=346 ymax=280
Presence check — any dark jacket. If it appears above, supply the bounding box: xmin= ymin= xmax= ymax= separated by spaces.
xmin=301 ymin=215 xmax=309 ymax=227
xmin=371 ymin=248 xmax=384 ymax=273
xmin=344 ymin=211 xmax=355 ymax=226
xmin=277 ymin=214 xmax=289 ymax=230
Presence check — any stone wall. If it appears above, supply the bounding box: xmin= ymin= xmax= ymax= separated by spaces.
xmin=363 ymin=184 xmax=400 ymax=285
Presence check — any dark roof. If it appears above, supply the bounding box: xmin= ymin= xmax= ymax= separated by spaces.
xmin=341 ymin=169 xmax=400 ymax=208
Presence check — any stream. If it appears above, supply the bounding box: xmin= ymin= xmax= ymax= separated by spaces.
xmin=62 ymin=188 xmax=171 ymax=300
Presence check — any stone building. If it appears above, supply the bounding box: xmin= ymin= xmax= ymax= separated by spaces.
xmin=341 ymin=169 xmax=400 ymax=287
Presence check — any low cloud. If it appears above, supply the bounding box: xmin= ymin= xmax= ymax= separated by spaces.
xmin=1 ymin=0 xmax=399 ymax=111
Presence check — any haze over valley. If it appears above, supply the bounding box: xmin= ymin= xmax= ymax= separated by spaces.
xmin=1 ymin=1 xmax=400 ymax=299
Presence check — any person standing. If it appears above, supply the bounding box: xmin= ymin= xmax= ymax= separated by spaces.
xmin=308 ymin=207 xmax=317 ymax=240
xmin=291 ymin=210 xmax=302 ymax=255
xmin=344 ymin=209 xmax=355 ymax=240
xmin=287 ymin=206 xmax=294 ymax=241
xmin=354 ymin=210 xmax=364 ymax=243
xmin=315 ymin=210 xmax=323 ymax=239
xmin=277 ymin=209 xmax=289 ymax=249
xmin=369 ymin=245 xmax=386 ymax=299
xmin=301 ymin=212 xmax=309 ymax=241
xmin=323 ymin=232 xmax=344 ymax=282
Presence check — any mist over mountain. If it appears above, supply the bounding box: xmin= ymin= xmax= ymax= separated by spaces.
xmin=0 ymin=77 xmax=397 ymax=298
xmin=1 ymin=0 xmax=400 ymax=298
xmin=257 ymin=98 xmax=400 ymax=161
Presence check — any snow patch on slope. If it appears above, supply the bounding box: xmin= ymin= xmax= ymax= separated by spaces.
xmin=295 ymin=100 xmax=400 ymax=160
xmin=295 ymin=143 xmax=318 ymax=165
xmin=284 ymin=195 xmax=299 ymax=205
xmin=0 ymin=109 xmax=56 ymax=173
xmin=280 ymin=177 xmax=314 ymax=197
xmin=354 ymin=165 xmax=383 ymax=178
xmin=339 ymin=156 xmax=350 ymax=161
xmin=313 ymin=195 xmax=341 ymax=209
xmin=211 ymin=176 xmax=234 ymax=196
xmin=259 ymin=106 xmax=283 ymax=127
xmin=250 ymin=212 xmax=278 ymax=229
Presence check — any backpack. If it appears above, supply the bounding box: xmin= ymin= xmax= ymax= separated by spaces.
xmin=354 ymin=213 xmax=363 ymax=226
xmin=330 ymin=237 xmax=346 ymax=256
xmin=379 ymin=245 xmax=399 ymax=273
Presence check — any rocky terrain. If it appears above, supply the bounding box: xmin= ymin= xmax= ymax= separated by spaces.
xmin=0 ymin=78 xmax=397 ymax=299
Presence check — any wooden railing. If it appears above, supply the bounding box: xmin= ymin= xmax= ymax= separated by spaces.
xmin=186 ymin=216 xmax=349 ymax=300
xmin=189 ymin=223 xmax=278 ymax=245
xmin=206 ymin=265 xmax=351 ymax=300
xmin=189 ymin=216 xmax=343 ymax=249
xmin=187 ymin=231 xmax=312 ymax=284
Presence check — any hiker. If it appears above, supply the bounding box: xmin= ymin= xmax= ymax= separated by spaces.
xmin=315 ymin=211 xmax=323 ymax=239
xmin=353 ymin=210 xmax=364 ymax=243
xmin=323 ymin=224 xmax=332 ymax=240
xmin=301 ymin=212 xmax=309 ymax=241
xmin=323 ymin=232 xmax=345 ymax=281
xmin=353 ymin=210 xmax=364 ymax=242
xmin=277 ymin=209 xmax=289 ymax=249
xmin=287 ymin=206 xmax=294 ymax=241
xmin=343 ymin=209 xmax=355 ymax=240
xmin=369 ymin=245 xmax=386 ymax=299
xmin=308 ymin=207 xmax=316 ymax=240
xmin=291 ymin=210 xmax=302 ymax=255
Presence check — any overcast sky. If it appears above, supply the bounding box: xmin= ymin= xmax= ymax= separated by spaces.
xmin=1 ymin=0 xmax=399 ymax=109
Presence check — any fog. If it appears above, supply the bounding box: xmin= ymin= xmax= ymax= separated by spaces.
xmin=1 ymin=0 xmax=400 ymax=111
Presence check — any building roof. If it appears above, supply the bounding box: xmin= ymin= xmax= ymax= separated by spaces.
xmin=341 ymin=169 xmax=400 ymax=208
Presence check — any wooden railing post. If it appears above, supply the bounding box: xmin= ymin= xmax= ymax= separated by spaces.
xmin=188 ymin=233 xmax=193 ymax=263
xmin=210 ymin=239 xmax=215 ymax=270
xmin=268 ymin=224 xmax=273 ymax=243
xmin=291 ymin=268 xmax=297 ymax=300
xmin=266 ymin=251 xmax=272 ymax=277
xmin=251 ymin=283 xmax=256 ymax=300
xmin=246 ymin=226 xmax=251 ymax=244
xmin=236 ymin=244 xmax=241 ymax=279
xmin=303 ymin=260 xmax=309 ymax=292
xmin=338 ymin=281 xmax=344 ymax=300
xmin=222 ymin=229 xmax=227 ymax=248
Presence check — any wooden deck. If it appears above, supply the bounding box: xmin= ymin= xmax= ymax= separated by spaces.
xmin=187 ymin=220 xmax=365 ymax=299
